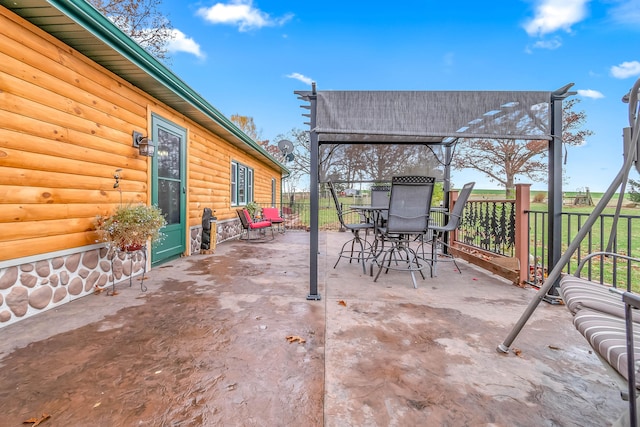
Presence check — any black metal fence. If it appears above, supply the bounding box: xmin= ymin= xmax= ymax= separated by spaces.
xmin=527 ymin=210 xmax=640 ymax=289
xmin=456 ymin=200 xmax=516 ymax=257
xmin=252 ymin=200 xmax=640 ymax=291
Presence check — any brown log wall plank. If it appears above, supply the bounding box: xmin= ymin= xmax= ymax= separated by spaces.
xmin=0 ymin=7 xmax=281 ymax=260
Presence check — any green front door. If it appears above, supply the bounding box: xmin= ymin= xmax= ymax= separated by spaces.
xmin=151 ymin=115 xmax=186 ymax=265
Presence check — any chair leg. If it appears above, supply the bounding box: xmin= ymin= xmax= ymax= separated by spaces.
xmin=373 ymin=240 xmax=426 ymax=288
xmin=334 ymin=232 xmax=369 ymax=274
xmin=431 ymin=232 xmax=462 ymax=276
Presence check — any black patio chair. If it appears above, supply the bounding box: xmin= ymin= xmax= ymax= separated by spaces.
xmin=370 ymin=185 xmax=391 ymax=227
xmin=373 ymin=176 xmax=435 ymax=288
xmin=426 ymin=182 xmax=475 ymax=276
xmin=328 ymin=181 xmax=375 ymax=274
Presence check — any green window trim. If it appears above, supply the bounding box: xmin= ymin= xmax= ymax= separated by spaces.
xmin=231 ymin=161 xmax=254 ymax=206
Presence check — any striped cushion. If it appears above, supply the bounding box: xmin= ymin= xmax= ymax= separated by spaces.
xmin=573 ymin=308 xmax=640 ymax=389
xmin=560 ymin=275 xmax=635 ymax=320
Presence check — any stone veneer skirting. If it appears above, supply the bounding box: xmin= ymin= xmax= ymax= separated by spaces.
xmin=189 ymin=218 xmax=243 ymax=254
xmin=0 ymin=217 xmax=243 ymax=329
xmin=0 ymin=248 xmax=146 ymax=328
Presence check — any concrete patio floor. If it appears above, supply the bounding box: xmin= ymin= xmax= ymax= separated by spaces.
xmin=0 ymin=231 xmax=628 ymax=426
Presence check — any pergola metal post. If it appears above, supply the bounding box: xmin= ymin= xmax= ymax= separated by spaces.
xmin=546 ymin=84 xmax=576 ymax=301
xmin=443 ymin=141 xmax=453 ymax=203
xmin=303 ymin=83 xmax=321 ymax=300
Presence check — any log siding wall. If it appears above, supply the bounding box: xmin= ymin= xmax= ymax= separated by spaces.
xmin=0 ymin=7 xmax=281 ymax=327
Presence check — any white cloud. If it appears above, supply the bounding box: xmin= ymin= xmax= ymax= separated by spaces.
xmin=532 ymin=37 xmax=562 ymax=50
xmin=611 ymin=61 xmax=640 ymax=79
xmin=523 ymin=0 xmax=589 ymax=36
xmin=577 ymin=89 xmax=604 ymax=99
xmin=197 ymin=0 xmax=293 ymax=32
xmin=608 ymin=0 xmax=640 ymax=25
xmin=286 ymin=73 xmax=313 ymax=85
xmin=167 ymin=29 xmax=205 ymax=59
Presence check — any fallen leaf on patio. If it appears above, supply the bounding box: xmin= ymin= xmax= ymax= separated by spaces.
xmin=23 ymin=413 xmax=50 ymax=426
xmin=93 ymin=286 xmax=106 ymax=294
xmin=109 ymin=290 xmax=119 ymax=296
xmin=512 ymin=348 xmax=522 ymax=357
xmin=93 ymin=402 xmax=101 ymax=408
xmin=472 ymin=278 xmax=478 ymax=281
xmin=286 ymin=335 xmax=306 ymax=344
xmin=338 ymin=300 xmax=347 ymax=306
xmin=548 ymin=345 xmax=560 ymax=351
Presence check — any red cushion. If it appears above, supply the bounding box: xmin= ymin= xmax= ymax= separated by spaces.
xmin=249 ymin=220 xmax=272 ymax=229
xmin=262 ymin=208 xmax=283 ymax=222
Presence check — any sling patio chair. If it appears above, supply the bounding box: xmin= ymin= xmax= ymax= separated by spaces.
xmin=370 ymin=184 xmax=391 ymax=227
xmin=425 ymin=182 xmax=475 ymax=276
xmin=328 ymin=180 xmax=375 ymax=274
xmin=262 ymin=207 xmax=285 ymax=233
xmin=236 ymin=209 xmax=274 ymax=241
xmin=372 ymin=175 xmax=435 ymax=288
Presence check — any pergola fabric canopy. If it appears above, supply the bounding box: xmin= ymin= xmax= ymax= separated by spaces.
xmin=311 ymin=90 xmax=553 ymax=143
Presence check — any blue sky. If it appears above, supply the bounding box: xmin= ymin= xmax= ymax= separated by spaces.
xmin=155 ymin=0 xmax=640 ymax=192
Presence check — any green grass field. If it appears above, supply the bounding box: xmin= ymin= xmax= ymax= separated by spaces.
xmin=469 ymin=189 xmax=640 ymax=289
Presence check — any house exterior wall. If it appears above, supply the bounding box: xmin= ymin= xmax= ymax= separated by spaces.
xmin=0 ymin=7 xmax=281 ymax=327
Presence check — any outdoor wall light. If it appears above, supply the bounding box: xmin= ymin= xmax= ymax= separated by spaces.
xmin=132 ymin=131 xmax=156 ymax=157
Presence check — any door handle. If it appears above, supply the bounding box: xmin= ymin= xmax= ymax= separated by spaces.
xmin=183 ymin=186 xmax=186 ymax=194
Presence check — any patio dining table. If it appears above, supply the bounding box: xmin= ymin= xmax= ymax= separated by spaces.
xmin=349 ymin=205 xmax=388 ymax=227
xmin=350 ymin=204 xmax=445 ymax=280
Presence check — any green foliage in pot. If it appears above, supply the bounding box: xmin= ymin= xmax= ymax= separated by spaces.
xmin=95 ymin=204 xmax=167 ymax=251
xmin=245 ymin=201 xmax=260 ymax=218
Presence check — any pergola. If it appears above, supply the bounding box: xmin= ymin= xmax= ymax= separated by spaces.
xmin=295 ymin=83 xmax=575 ymax=299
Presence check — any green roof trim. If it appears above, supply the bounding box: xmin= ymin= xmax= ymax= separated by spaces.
xmin=31 ymin=0 xmax=286 ymax=172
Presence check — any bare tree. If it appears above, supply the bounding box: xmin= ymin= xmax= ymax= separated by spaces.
xmin=230 ymin=114 xmax=266 ymax=144
xmin=88 ymin=0 xmax=174 ymax=60
xmin=274 ymin=128 xmax=343 ymax=190
xmin=453 ymin=98 xmax=593 ymax=197
xmin=353 ymin=144 xmax=443 ymax=183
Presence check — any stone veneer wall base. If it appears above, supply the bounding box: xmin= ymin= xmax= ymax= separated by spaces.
xmin=1 ymin=217 xmax=244 ymax=329
xmin=0 ymin=247 xmax=146 ymax=328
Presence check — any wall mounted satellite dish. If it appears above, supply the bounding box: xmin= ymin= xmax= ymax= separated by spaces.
xmin=277 ymin=139 xmax=294 ymax=156
xmin=277 ymin=139 xmax=295 ymax=163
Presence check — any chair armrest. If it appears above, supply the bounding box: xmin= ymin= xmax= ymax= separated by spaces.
xmin=574 ymin=252 xmax=640 ymax=289
xmin=623 ymin=291 xmax=640 ymax=310
xmin=575 ymin=252 xmax=640 ymax=274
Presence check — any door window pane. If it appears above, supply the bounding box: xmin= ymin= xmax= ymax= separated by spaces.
xmin=157 ymin=128 xmax=181 ymax=180
xmin=159 ymin=179 xmax=181 ymax=225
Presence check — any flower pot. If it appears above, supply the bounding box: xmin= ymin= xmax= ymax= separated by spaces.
xmin=121 ymin=243 xmax=145 ymax=252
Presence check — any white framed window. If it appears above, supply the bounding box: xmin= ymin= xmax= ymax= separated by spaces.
xmin=231 ymin=161 xmax=253 ymax=206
